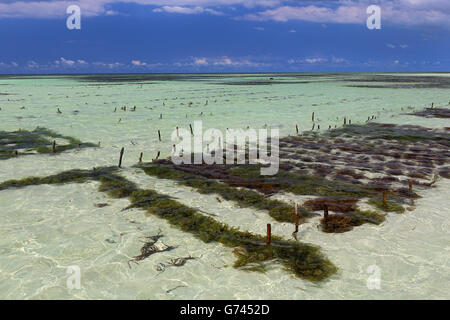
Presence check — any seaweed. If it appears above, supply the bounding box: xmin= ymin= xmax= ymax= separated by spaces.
xmin=320 ymin=209 xmax=385 ymax=233
xmin=138 ymin=163 xmax=315 ymax=224
xmin=303 ymin=197 xmax=358 ymax=213
xmin=305 ymin=197 xmax=385 ymax=233
xmin=326 ymin=123 xmax=450 ymax=146
xmin=231 ymin=165 xmax=375 ymax=199
xmin=321 ymin=215 xmax=356 ymax=233
xmin=0 ymin=127 xmax=96 ymax=160
xmin=409 ymin=108 xmax=450 ymax=119
xmin=97 ymin=173 xmax=138 ymax=198
xmin=129 ymin=230 xmax=177 ymax=268
xmin=0 ymin=167 xmax=118 ymax=191
xmin=0 ymin=168 xmax=336 ymax=282
xmin=127 ymin=189 xmax=337 ymax=282
xmin=367 ymin=198 xmax=405 ymax=214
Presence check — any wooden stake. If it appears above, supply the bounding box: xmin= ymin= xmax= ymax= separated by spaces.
xmin=266 ymin=223 xmax=271 ymax=245
xmin=176 ymin=126 xmax=179 ymax=138
xmin=295 ymin=203 xmax=299 ymax=233
xmin=296 ymin=124 xmax=299 ymax=134
xmin=139 ymin=152 xmax=143 ymax=163
xmin=409 ymin=180 xmax=413 ymax=193
xmin=312 ymin=112 xmax=315 ymax=122
xmin=344 ymin=117 xmax=347 ymax=126
xmin=52 ymin=140 xmax=56 ymax=153
xmin=14 ymin=150 xmax=18 ymax=156
xmin=158 ymin=130 xmax=161 ymax=142
xmin=155 ymin=151 xmax=160 ymax=160
xmin=383 ymin=190 xmax=387 ymax=205
xmin=324 ymin=204 xmax=329 ymax=221
xmin=189 ymin=124 xmax=193 ymax=136
xmin=118 ymin=147 xmax=124 ymax=168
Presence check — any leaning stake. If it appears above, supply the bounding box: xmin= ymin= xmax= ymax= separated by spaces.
xmin=266 ymin=223 xmax=271 ymax=245
xmin=118 ymin=147 xmax=124 ymax=168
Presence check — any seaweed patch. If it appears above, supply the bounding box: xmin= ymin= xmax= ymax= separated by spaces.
xmin=137 ymin=162 xmax=316 ymax=224
xmin=0 ymin=168 xmax=337 ymax=282
xmin=0 ymin=127 xmax=96 ymax=160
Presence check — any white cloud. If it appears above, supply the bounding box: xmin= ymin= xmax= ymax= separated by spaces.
xmin=241 ymin=5 xmax=364 ymax=23
xmin=287 ymin=56 xmax=349 ymax=65
xmin=57 ymin=57 xmax=75 ymax=66
xmin=92 ymin=61 xmax=123 ymax=68
xmin=153 ymin=6 xmax=202 ymax=14
xmin=153 ymin=6 xmax=224 ymax=15
xmin=304 ymin=57 xmax=327 ymax=64
xmin=213 ymin=56 xmax=263 ymax=67
xmin=239 ymin=1 xmax=450 ymax=27
xmin=54 ymin=57 xmax=90 ymax=67
xmin=254 ymin=26 xmax=265 ymax=31
xmin=0 ymin=1 xmax=449 ymax=28
xmin=183 ymin=56 xmax=268 ymax=68
xmin=194 ymin=57 xmax=208 ymax=65
xmin=26 ymin=61 xmax=39 ymax=69
xmin=131 ymin=60 xmax=148 ymax=66
xmin=386 ymin=43 xmax=409 ymax=49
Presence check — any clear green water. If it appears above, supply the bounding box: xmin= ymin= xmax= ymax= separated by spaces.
xmin=0 ymin=73 xmax=449 ymax=299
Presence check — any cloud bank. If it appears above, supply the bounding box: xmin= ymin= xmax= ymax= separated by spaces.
xmin=0 ymin=1 xmax=449 ymax=28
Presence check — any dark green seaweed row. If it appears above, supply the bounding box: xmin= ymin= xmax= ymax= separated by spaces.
xmin=137 ymin=163 xmax=316 ymax=223
xmin=230 ymin=165 xmax=405 ymax=213
xmin=139 ymin=163 xmax=387 ymax=231
xmin=0 ymin=127 xmax=97 ymax=160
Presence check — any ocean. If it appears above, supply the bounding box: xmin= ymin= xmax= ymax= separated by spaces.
xmin=0 ymin=73 xmax=449 ymax=299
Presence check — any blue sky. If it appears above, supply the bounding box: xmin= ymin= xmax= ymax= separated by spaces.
xmin=0 ymin=0 xmax=449 ymax=73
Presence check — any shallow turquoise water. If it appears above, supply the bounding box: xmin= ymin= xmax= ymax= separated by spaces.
xmin=0 ymin=73 xmax=449 ymax=299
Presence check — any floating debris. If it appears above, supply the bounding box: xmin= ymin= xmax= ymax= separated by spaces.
xmin=95 ymin=203 xmax=109 ymax=208
xmin=128 ymin=229 xmax=177 ymax=268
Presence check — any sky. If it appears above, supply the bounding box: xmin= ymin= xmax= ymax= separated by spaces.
xmin=0 ymin=0 xmax=449 ymax=73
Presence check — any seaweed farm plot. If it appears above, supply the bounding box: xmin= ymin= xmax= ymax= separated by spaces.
xmin=0 ymin=166 xmax=337 ymax=282
xmin=142 ymin=121 xmax=449 ymax=233
xmin=0 ymin=127 xmax=97 ymax=160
